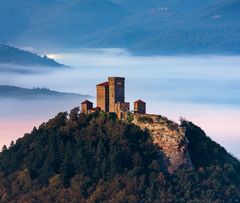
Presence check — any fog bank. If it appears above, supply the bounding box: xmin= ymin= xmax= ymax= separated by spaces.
xmin=1 ymin=49 xmax=240 ymax=158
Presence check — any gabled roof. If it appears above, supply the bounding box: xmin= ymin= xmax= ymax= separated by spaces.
xmin=90 ymin=106 xmax=101 ymax=111
xmin=81 ymin=100 xmax=93 ymax=104
xmin=96 ymin=81 xmax=109 ymax=87
xmin=134 ymin=99 xmax=146 ymax=104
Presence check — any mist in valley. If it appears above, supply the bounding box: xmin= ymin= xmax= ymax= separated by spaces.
xmin=0 ymin=48 xmax=240 ymax=158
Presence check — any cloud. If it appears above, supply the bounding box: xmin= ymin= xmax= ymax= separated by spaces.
xmin=0 ymin=63 xmax=58 ymax=74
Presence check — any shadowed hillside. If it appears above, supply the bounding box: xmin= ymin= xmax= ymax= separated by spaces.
xmin=1 ymin=0 xmax=240 ymax=54
xmin=0 ymin=44 xmax=64 ymax=67
xmin=0 ymin=85 xmax=89 ymax=100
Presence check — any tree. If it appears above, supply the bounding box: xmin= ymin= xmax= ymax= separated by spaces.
xmin=1 ymin=145 xmax=7 ymax=152
xmin=69 ymin=107 xmax=80 ymax=126
xmin=49 ymin=174 xmax=64 ymax=189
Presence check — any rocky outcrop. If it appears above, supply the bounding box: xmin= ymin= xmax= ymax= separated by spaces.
xmin=130 ymin=114 xmax=193 ymax=173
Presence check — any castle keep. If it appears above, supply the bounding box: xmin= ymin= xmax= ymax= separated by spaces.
xmin=81 ymin=77 xmax=146 ymax=118
xmin=108 ymin=77 xmax=125 ymax=112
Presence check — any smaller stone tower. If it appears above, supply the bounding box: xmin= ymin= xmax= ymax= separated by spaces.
xmin=96 ymin=82 xmax=109 ymax=112
xmin=134 ymin=99 xmax=146 ymax=114
xmin=81 ymin=100 xmax=93 ymax=114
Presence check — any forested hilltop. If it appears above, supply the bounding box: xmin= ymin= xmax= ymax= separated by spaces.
xmin=0 ymin=109 xmax=239 ymax=202
xmin=1 ymin=0 xmax=240 ymax=55
xmin=0 ymin=44 xmax=64 ymax=67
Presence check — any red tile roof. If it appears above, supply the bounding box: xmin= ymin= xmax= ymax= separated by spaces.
xmin=134 ymin=99 xmax=145 ymax=104
xmin=81 ymin=100 xmax=93 ymax=104
xmin=96 ymin=81 xmax=109 ymax=87
xmin=90 ymin=107 xmax=101 ymax=111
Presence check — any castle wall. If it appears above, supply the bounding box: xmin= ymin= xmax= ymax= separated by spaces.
xmin=114 ymin=102 xmax=130 ymax=119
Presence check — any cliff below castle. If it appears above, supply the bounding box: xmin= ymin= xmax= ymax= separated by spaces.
xmin=131 ymin=114 xmax=193 ymax=173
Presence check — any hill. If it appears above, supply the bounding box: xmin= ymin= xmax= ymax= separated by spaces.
xmin=0 ymin=0 xmax=126 ymax=48
xmin=0 ymin=110 xmax=239 ymax=202
xmin=0 ymin=44 xmax=64 ymax=67
xmin=0 ymin=0 xmax=240 ymax=55
xmin=0 ymin=85 xmax=89 ymax=100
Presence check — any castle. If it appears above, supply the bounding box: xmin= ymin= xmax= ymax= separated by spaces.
xmin=81 ymin=77 xmax=146 ymax=118
xmin=82 ymin=77 xmax=193 ymax=173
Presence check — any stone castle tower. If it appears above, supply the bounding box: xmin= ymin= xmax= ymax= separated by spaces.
xmin=134 ymin=99 xmax=146 ymax=114
xmin=93 ymin=76 xmax=145 ymax=117
xmin=96 ymin=77 xmax=129 ymax=117
xmin=96 ymin=82 xmax=109 ymax=112
xmin=81 ymin=100 xmax=93 ymax=114
xmin=96 ymin=77 xmax=126 ymax=113
xmin=108 ymin=77 xmax=125 ymax=112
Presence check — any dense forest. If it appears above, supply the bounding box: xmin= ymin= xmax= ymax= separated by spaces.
xmin=1 ymin=0 xmax=240 ymax=55
xmin=0 ymin=44 xmax=64 ymax=67
xmin=0 ymin=109 xmax=239 ymax=202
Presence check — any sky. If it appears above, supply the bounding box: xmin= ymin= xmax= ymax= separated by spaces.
xmin=0 ymin=48 xmax=240 ymax=158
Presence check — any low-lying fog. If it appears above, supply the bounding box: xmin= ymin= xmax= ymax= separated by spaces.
xmin=1 ymin=48 xmax=240 ymax=158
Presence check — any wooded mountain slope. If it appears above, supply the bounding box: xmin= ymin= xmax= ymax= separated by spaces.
xmin=0 ymin=110 xmax=239 ymax=202
xmin=0 ymin=44 xmax=63 ymax=67
xmin=1 ymin=0 xmax=240 ymax=54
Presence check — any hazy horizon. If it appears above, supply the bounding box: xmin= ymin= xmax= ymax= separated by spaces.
xmin=0 ymin=48 xmax=240 ymax=158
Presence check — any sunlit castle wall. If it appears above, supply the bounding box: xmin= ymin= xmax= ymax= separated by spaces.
xmin=108 ymin=77 xmax=125 ymax=112
xmin=96 ymin=82 xmax=109 ymax=112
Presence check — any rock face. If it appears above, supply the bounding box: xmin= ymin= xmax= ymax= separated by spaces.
xmin=131 ymin=114 xmax=193 ymax=173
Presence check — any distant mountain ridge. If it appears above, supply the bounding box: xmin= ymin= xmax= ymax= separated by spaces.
xmin=0 ymin=85 xmax=90 ymax=99
xmin=0 ymin=44 xmax=64 ymax=67
xmin=0 ymin=0 xmax=240 ymax=55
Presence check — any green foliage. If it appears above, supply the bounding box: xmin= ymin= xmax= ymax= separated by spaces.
xmin=0 ymin=110 xmax=239 ymax=202
xmin=138 ymin=116 xmax=154 ymax=123
xmin=1 ymin=1 xmax=240 ymax=55
xmin=182 ymin=120 xmax=240 ymax=170
xmin=0 ymin=44 xmax=63 ymax=67
xmin=126 ymin=113 xmax=134 ymax=123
